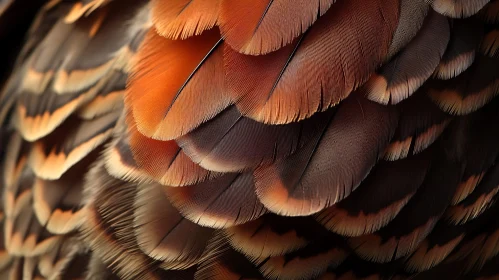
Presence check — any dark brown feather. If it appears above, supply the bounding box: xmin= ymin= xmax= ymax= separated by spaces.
xmin=165 ymin=173 xmax=267 ymax=228
xmin=177 ymin=106 xmax=331 ymax=173
xmin=317 ymin=152 xmax=431 ymax=237
xmin=434 ymin=19 xmax=483 ymax=80
xmin=365 ymin=11 xmax=450 ymax=105
xmin=384 ymin=91 xmax=451 ymax=161
xmin=429 ymin=55 xmax=499 ymax=115
xmin=254 ymin=93 xmax=398 ymax=216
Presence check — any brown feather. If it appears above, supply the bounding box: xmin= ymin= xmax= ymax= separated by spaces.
xmin=480 ymin=0 xmax=499 ymax=23
xmin=316 ymin=152 xmax=431 ymax=237
xmin=481 ymin=29 xmax=499 ymax=57
xmin=384 ymin=91 xmax=451 ymax=161
xmin=177 ymin=106 xmax=331 ymax=173
xmin=429 ymin=55 xmax=499 ymax=115
xmin=134 ymin=183 xmax=213 ymax=269
xmin=434 ymin=19 xmax=483 ymax=80
xmin=128 ymin=123 xmax=217 ymax=186
xmin=195 ymin=235 xmax=264 ymax=280
xmin=446 ymin=164 xmax=499 ymax=224
xmin=254 ymin=94 xmax=398 ymax=216
xmin=164 ymin=173 xmax=267 ymax=228
xmin=429 ymin=0 xmax=490 ymax=18
xmin=28 ymin=111 xmax=119 ymax=180
xmin=225 ymin=216 xmax=310 ymax=260
xmin=258 ymin=238 xmax=348 ymax=280
xmin=386 ymin=0 xmax=430 ymax=59
xmin=365 ymin=11 xmax=450 ymax=105
xmin=349 ymin=158 xmax=461 ymax=263
xmin=81 ymin=164 xmax=172 ymax=280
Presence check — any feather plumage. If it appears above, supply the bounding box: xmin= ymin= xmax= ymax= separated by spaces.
xmin=28 ymin=111 xmax=119 ymax=180
xmin=384 ymin=91 xmax=451 ymax=161
xmin=128 ymin=123 xmax=218 ymax=186
xmin=226 ymin=0 xmax=400 ymax=124
xmin=151 ymin=0 xmax=220 ymax=40
xmin=386 ymin=0 xmax=430 ymax=59
xmin=12 ymin=1 xmax=148 ymax=141
xmin=164 ymin=172 xmax=267 ymax=228
xmin=365 ymin=11 xmax=450 ymax=105
xmin=429 ymin=55 xmax=499 ymax=115
xmin=349 ymin=154 xmax=461 ymax=263
xmin=254 ymin=93 xmax=398 ymax=216
xmin=225 ymin=215 xmax=311 ymax=260
xmin=127 ymin=28 xmax=229 ymax=141
xmin=317 ymin=152 xmax=431 ymax=237
xmin=1 ymin=0 xmax=499 ymax=278
xmin=177 ymin=106 xmax=331 ymax=172
xmin=219 ymin=0 xmax=335 ymax=55
xmin=429 ymin=0 xmax=491 ymax=18
xmin=434 ymin=19 xmax=483 ymax=80
xmin=134 ymin=183 xmax=214 ymax=269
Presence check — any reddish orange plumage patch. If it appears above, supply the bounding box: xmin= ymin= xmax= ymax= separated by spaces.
xmin=225 ymin=0 xmax=400 ymax=124
xmin=127 ymin=28 xmax=222 ymax=140
xmin=151 ymin=0 xmax=220 ymax=40
xmin=219 ymin=0 xmax=335 ymax=55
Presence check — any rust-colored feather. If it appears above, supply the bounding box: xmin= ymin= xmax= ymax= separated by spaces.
xmin=151 ymin=0 xmax=220 ymax=39
xmin=226 ymin=0 xmax=400 ymax=124
xmin=127 ymin=28 xmax=230 ymax=141
xmin=219 ymin=0 xmax=335 ymax=55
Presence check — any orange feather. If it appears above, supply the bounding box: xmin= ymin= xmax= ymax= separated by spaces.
xmin=151 ymin=0 xmax=220 ymax=39
xmin=127 ymin=28 xmax=228 ymax=140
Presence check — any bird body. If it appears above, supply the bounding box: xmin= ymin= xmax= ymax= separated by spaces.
xmin=0 ymin=0 xmax=499 ymax=279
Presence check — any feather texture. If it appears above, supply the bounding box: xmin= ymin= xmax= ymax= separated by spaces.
xmin=384 ymin=91 xmax=451 ymax=161
xmin=429 ymin=0 xmax=491 ymax=18
xmin=128 ymin=123 xmax=217 ymax=186
xmin=434 ymin=19 xmax=483 ymax=80
xmin=164 ymin=173 xmax=267 ymax=228
xmin=2 ymin=0 xmax=499 ymax=278
xmin=254 ymin=94 xmax=398 ymax=216
xmin=317 ymin=153 xmax=431 ymax=237
xmin=225 ymin=0 xmax=400 ymax=124
xmin=386 ymin=0 xmax=430 ymax=59
xmin=219 ymin=0 xmax=335 ymax=55
xmin=365 ymin=11 xmax=450 ymax=105
xmin=178 ymin=107 xmax=331 ymax=172
xmin=429 ymin=55 xmax=499 ymax=115
xmin=151 ymin=0 xmax=220 ymax=40
xmin=127 ymin=28 xmax=230 ymax=141
xmin=134 ymin=183 xmax=213 ymax=269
